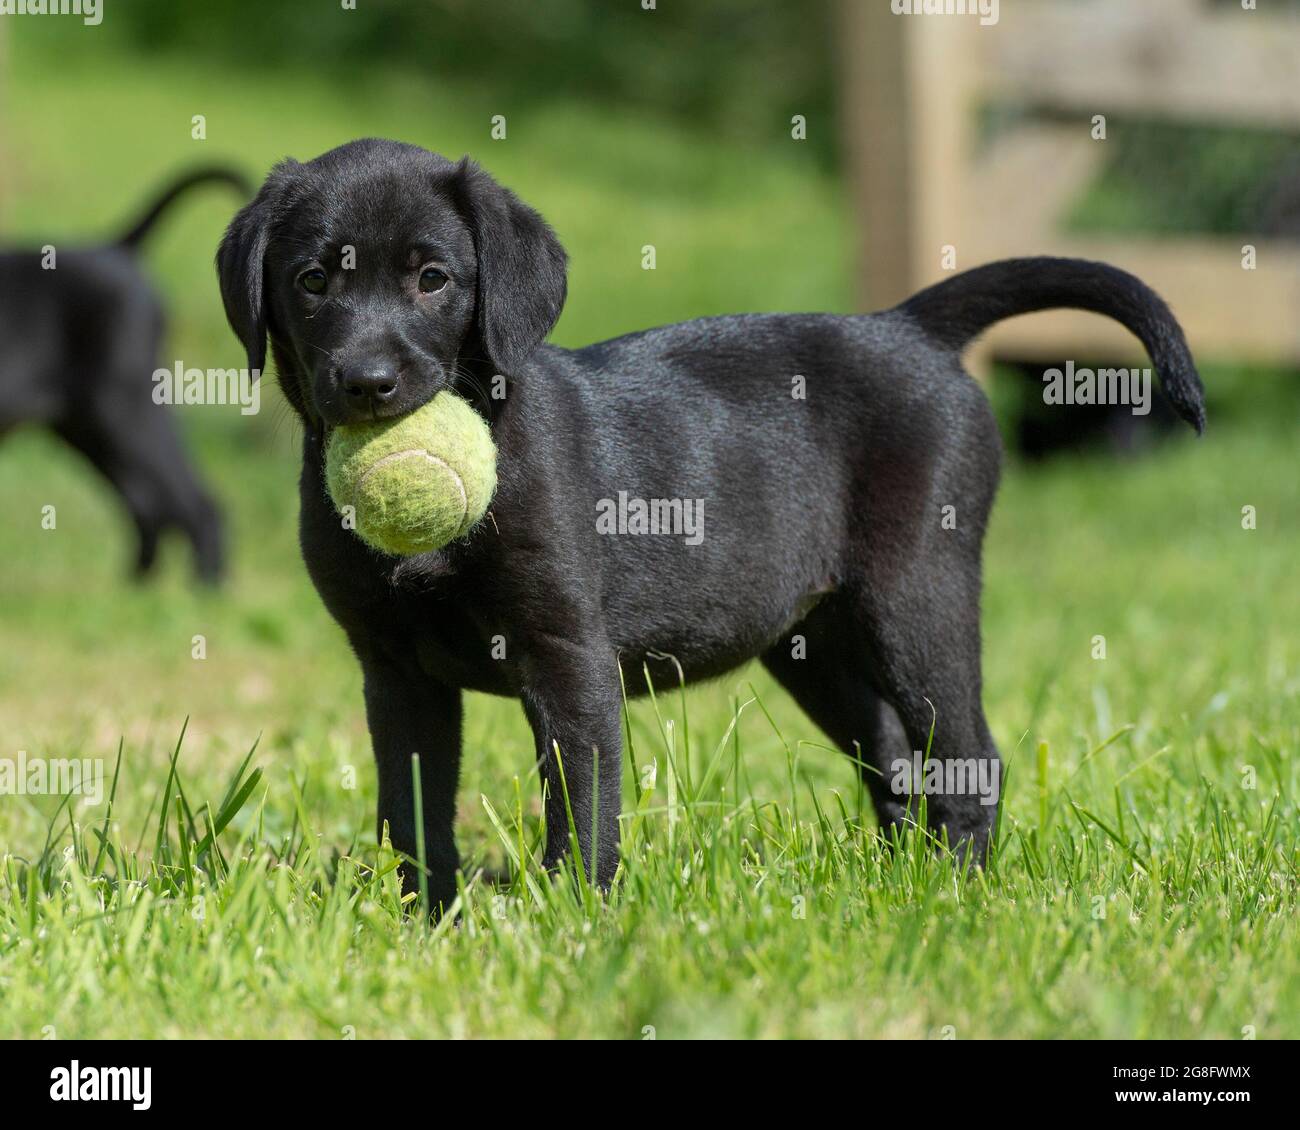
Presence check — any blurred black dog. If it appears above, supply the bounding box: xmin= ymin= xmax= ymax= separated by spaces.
xmin=1 ymin=168 xmax=247 ymax=582
xmin=219 ymin=139 xmax=1205 ymax=911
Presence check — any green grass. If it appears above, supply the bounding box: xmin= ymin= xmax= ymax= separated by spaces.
xmin=1 ymin=40 xmax=1299 ymax=1039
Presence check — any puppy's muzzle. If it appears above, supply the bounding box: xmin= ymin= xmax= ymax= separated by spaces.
xmin=339 ymin=362 xmax=400 ymax=406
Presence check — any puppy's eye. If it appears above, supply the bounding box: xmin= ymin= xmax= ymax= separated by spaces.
xmin=298 ymin=268 xmax=327 ymax=295
xmin=419 ymin=266 xmax=449 ymax=293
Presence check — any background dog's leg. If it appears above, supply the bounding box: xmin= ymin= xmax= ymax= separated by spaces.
xmin=360 ymin=657 xmax=463 ymax=915
xmin=55 ymin=408 xmax=224 ymax=583
xmin=520 ymin=641 xmax=623 ymax=890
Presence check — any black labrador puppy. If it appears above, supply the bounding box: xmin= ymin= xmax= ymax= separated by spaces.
xmin=218 ymin=139 xmax=1204 ymax=910
xmin=1 ymin=168 xmax=247 ymax=582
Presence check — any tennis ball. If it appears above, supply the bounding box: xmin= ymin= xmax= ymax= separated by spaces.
xmin=325 ymin=391 xmax=497 ymax=557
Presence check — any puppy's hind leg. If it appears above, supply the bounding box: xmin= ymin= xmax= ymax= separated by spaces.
xmin=845 ymin=383 xmax=1005 ymax=863
xmin=847 ymin=570 xmax=1003 ymax=864
xmin=761 ymin=598 xmax=912 ymax=836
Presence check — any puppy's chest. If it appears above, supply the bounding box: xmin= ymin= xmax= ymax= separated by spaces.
xmin=410 ymin=622 xmax=511 ymax=693
xmin=321 ymin=563 xmax=511 ymax=694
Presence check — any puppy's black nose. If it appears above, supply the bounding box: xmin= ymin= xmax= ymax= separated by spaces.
xmin=340 ymin=364 xmax=400 ymax=401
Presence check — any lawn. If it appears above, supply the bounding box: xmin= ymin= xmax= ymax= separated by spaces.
xmin=1 ymin=38 xmax=1297 ymax=1040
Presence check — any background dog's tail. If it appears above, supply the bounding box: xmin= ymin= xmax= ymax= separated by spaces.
xmin=117 ymin=167 xmax=251 ymax=251
xmin=897 ymin=257 xmax=1206 ymax=434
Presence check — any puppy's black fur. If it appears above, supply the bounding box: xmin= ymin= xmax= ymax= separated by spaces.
xmin=1 ymin=169 xmax=247 ymax=582
xmin=218 ymin=139 xmax=1205 ymax=910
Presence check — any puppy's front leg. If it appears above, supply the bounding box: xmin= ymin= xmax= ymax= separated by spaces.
xmin=359 ymin=654 xmax=463 ymax=914
xmin=520 ymin=641 xmax=623 ymax=890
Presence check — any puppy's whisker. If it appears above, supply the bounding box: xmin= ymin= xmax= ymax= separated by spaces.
xmin=446 ymin=362 xmax=492 ymax=409
xmin=268 ymin=396 xmax=300 ymax=453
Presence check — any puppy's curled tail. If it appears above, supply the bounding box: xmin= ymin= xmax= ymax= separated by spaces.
xmin=117 ymin=167 xmax=252 ymax=251
xmin=897 ymin=257 xmax=1205 ymax=434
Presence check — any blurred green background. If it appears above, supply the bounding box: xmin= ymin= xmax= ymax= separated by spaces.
xmin=0 ymin=2 xmax=1297 ymax=1038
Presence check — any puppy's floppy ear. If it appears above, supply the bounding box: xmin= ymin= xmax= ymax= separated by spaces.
xmin=216 ymin=160 xmax=300 ymax=376
xmin=453 ymin=157 xmax=568 ymax=375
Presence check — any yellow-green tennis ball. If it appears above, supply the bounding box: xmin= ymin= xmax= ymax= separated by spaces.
xmin=325 ymin=391 xmax=497 ymax=557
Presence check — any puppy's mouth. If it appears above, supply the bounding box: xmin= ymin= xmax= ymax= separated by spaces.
xmin=326 ymin=397 xmax=418 ymax=427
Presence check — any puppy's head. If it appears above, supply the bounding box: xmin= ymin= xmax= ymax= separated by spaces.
xmin=217 ymin=138 xmax=567 ymax=427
